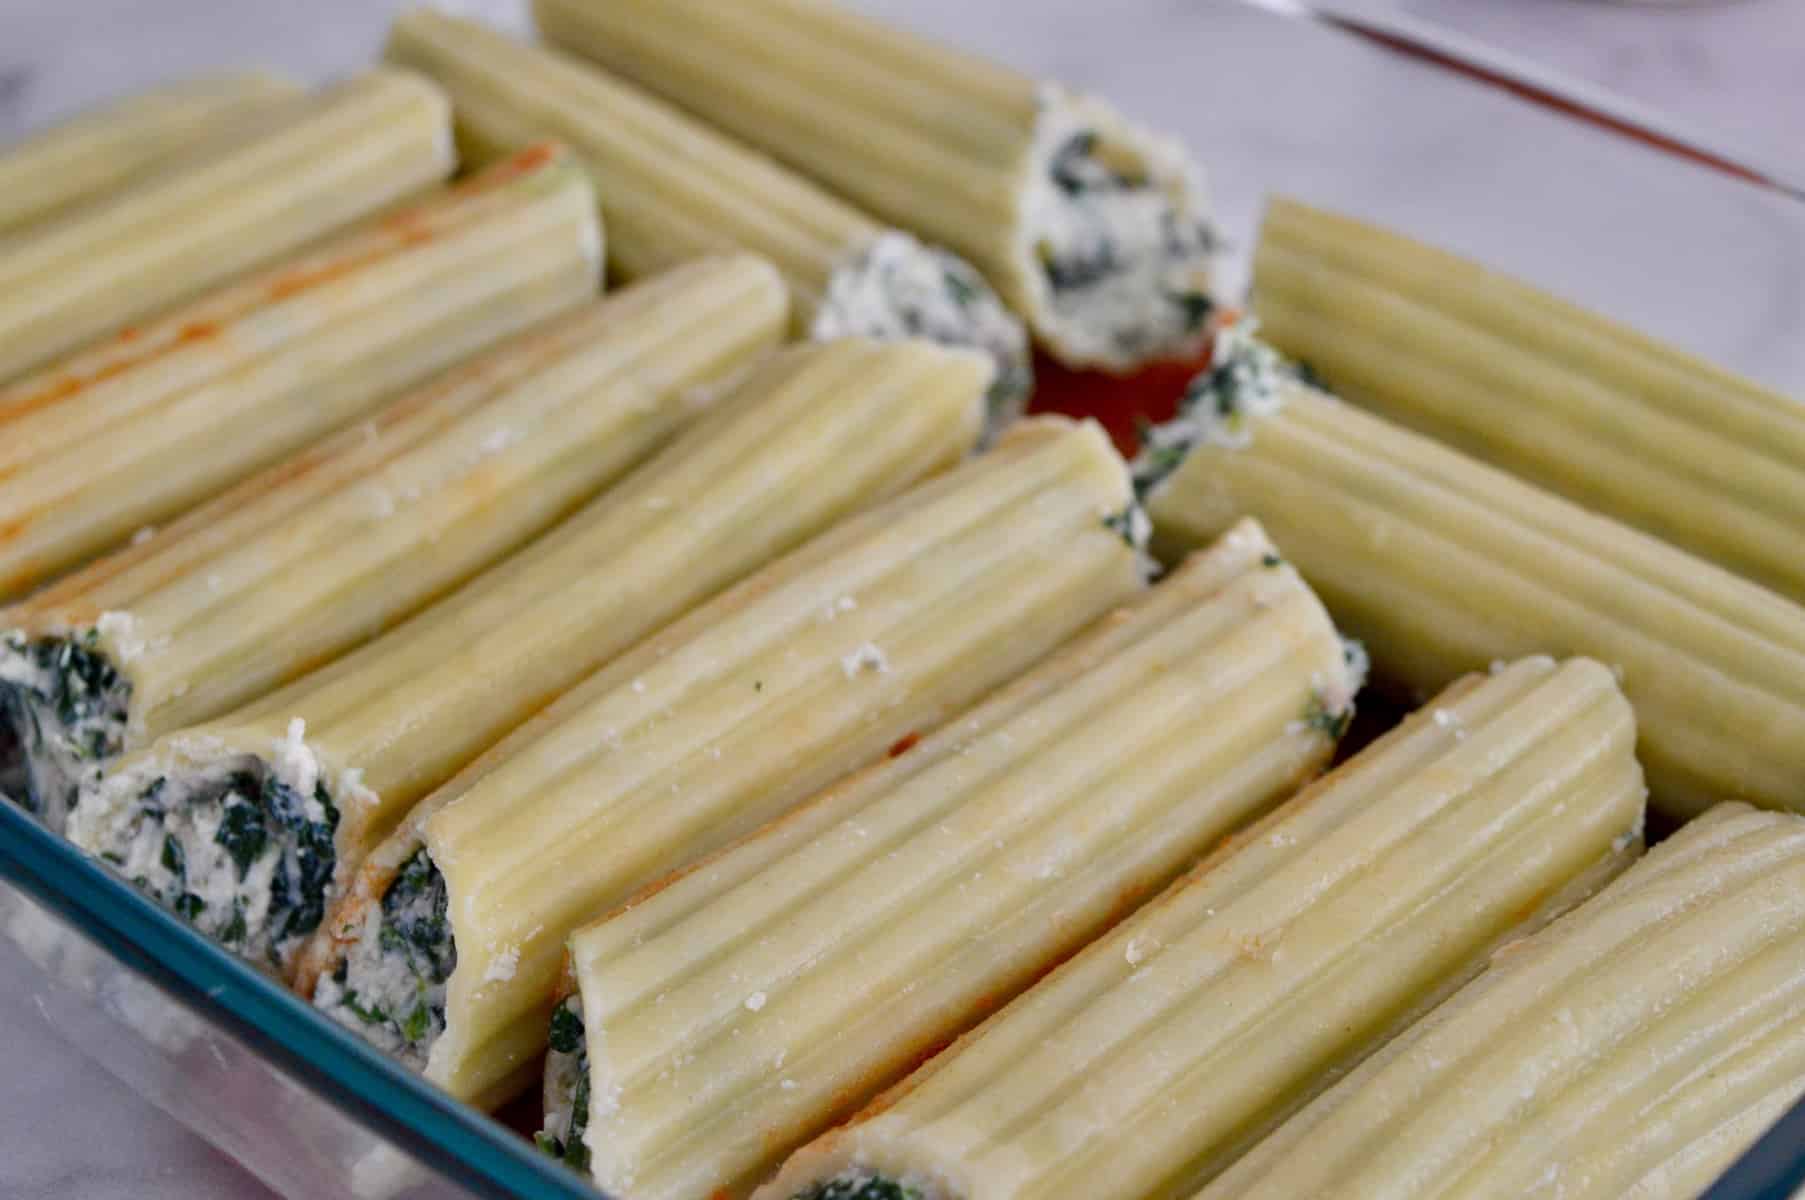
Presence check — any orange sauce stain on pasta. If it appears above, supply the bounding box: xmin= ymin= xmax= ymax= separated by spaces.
xmin=454 ymin=461 xmax=512 ymax=510
xmin=1 ymin=307 xmax=252 ymax=424
xmin=266 ymin=258 xmax=362 ymax=301
xmin=0 ymin=375 xmax=82 ymax=421
xmin=5 ymin=147 xmax=565 ymax=425
xmin=479 ymin=141 xmax=559 ymax=186
xmin=887 ymin=732 xmax=921 ymax=758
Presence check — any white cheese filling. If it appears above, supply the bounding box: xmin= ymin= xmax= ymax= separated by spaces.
xmin=788 ymin=1168 xmax=946 ymax=1200
xmin=65 ymin=728 xmax=341 ymax=972
xmin=537 ymin=993 xmax=592 ymax=1174
xmin=1023 ymin=87 xmax=1217 ymax=371
xmin=0 ymin=629 xmax=131 ymax=833
xmin=1294 ymin=637 xmax=1371 ymax=741
xmin=813 ymin=231 xmax=1032 ymax=441
xmin=1130 ymin=321 xmax=1306 ymax=498
xmin=313 ymin=841 xmax=456 ymax=1069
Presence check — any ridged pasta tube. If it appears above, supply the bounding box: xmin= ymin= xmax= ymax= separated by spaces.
xmin=0 ymin=68 xmax=456 ymax=381
xmin=538 ymin=518 xmax=1360 ymax=1196
xmin=1254 ymin=198 xmax=1805 ymax=606
xmin=0 ymin=143 xmax=600 ymax=601
xmin=8 ymin=254 xmax=787 ymax=837
xmin=1202 ymin=802 xmax=1805 ymax=1200
xmin=385 ymin=9 xmax=1032 ymax=428
xmin=0 ymin=72 xmax=303 ymax=235
xmin=304 ymin=415 xmax=1145 ymax=1114
xmin=536 ymin=0 xmax=1219 ymax=372
xmin=66 ymin=335 xmax=982 ymax=983
xmin=1140 ymin=324 xmax=1805 ymax=819
xmin=759 ymin=657 xmax=1646 ymax=1200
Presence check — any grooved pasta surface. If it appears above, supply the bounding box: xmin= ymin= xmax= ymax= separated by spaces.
xmin=0 ymin=139 xmax=583 ymax=601
xmin=386 ymin=9 xmax=876 ymax=321
xmin=0 ymin=68 xmax=455 ymax=384
xmin=564 ymin=520 xmax=1346 ymax=1200
xmin=2 ymin=149 xmax=606 ymax=740
xmin=760 ymin=657 xmax=1644 ymax=1200
xmin=1254 ymin=199 xmax=1805 ymax=608
xmin=0 ymin=72 xmax=303 ymax=236
xmin=407 ymin=414 xmax=1139 ymax=1108
xmin=1149 ymin=382 xmax=1805 ymax=818
xmin=1202 ymin=803 xmax=1805 ymax=1200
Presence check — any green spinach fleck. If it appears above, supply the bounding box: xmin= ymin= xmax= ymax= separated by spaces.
xmin=1303 ymin=692 xmax=1354 ymax=741
xmin=540 ymin=998 xmax=593 ymax=1174
xmin=264 ymin=776 xmax=341 ymax=950
xmin=0 ymin=631 xmax=130 ymax=822
xmin=795 ymin=1172 xmax=925 ymax=1200
xmin=1103 ymin=504 xmax=1149 ymax=552
xmin=215 ymin=795 xmax=269 ymax=881
xmin=1169 ymin=289 xmax=1215 ymax=331
xmin=549 ymin=1000 xmax=585 ymax=1055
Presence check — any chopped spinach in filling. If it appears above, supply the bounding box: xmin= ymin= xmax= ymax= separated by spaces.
xmin=1029 ymin=92 xmax=1218 ymax=368
xmin=1302 ymin=691 xmax=1355 ymax=741
xmin=70 ymin=753 xmax=339 ymax=969
xmin=1103 ymin=501 xmax=1161 ymax=582
xmin=537 ymin=994 xmax=592 ymax=1174
xmin=793 ymin=1170 xmax=927 ymax=1200
xmin=1301 ymin=639 xmax=1371 ymax=742
xmin=0 ymin=630 xmax=131 ymax=832
xmin=814 ymin=232 xmax=1033 ymax=440
xmin=1130 ymin=323 xmax=1313 ymax=498
xmin=1103 ymin=502 xmax=1152 ymax=554
xmin=314 ymin=844 xmax=456 ymax=1069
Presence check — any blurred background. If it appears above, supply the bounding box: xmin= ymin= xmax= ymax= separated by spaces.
xmin=2 ymin=0 xmax=1803 ymax=181
xmin=1331 ymin=0 xmax=1801 ymax=176
xmin=0 ymin=1 xmax=1800 ymax=1197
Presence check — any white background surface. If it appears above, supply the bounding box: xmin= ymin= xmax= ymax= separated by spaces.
xmin=1 ymin=1 xmax=1802 ymax=1196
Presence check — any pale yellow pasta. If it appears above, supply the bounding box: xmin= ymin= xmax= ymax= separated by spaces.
xmin=7 ymin=252 xmax=817 ymax=844
xmin=1255 ymin=197 xmax=1805 ymax=606
xmin=0 ymin=143 xmax=597 ymax=602
xmin=1202 ymin=803 xmax=1805 ymax=1200
xmin=1140 ymin=324 xmax=1805 ymax=819
xmin=540 ymin=518 xmax=1359 ymax=1198
xmin=759 ymin=657 xmax=1646 ymax=1200
xmin=0 ymin=68 xmax=456 ymax=381
xmin=66 ymin=334 xmax=983 ymax=985
xmin=0 ymin=72 xmax=303 ymax=235
xmin=537 ymin=0 xmax=1218 ymax=372
xmin=385 ymin=9 xmax=1032 ymax=425
xmin=305 ymin=414 xmax=1144 ymax=1114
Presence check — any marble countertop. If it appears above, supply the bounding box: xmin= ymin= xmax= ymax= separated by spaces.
xmin=2 ymin=2 xmax=1802 ymax=1197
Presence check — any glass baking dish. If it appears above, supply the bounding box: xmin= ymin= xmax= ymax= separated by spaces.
xmin=2 ymin=2 xmax=1801 ymax=1198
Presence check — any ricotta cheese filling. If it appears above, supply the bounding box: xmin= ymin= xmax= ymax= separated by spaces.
xmin=313 ymin=843 xmax=457 ymax=1069
xmin=791 ymin=1170 xmax=936 ymax=1200
xmin=1103 ymin=499 xmax=1159 ymax=583
xmin=66 ymin=738 xmax=340 ymax=971
xmin=813 ymin=232 xmax=1033 ymax=440
xmin=537 ymin=994 xmax=593 ymax=1173
xmin=1025 ymin=88 xmax=1217 ymax=371
xmin=1299 ymin=638 xmax=1370 ymax=741
xmin=1130 ymin=321 xmax=1311 ymax=498
xmin=0 ymin=630 xmax=131 ymax=833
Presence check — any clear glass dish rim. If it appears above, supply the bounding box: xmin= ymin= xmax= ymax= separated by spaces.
xmin=0 ymin=2 xmax=1799 ymax=1197
xmin=0 ymin=797 xmax=601 ymax=1200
